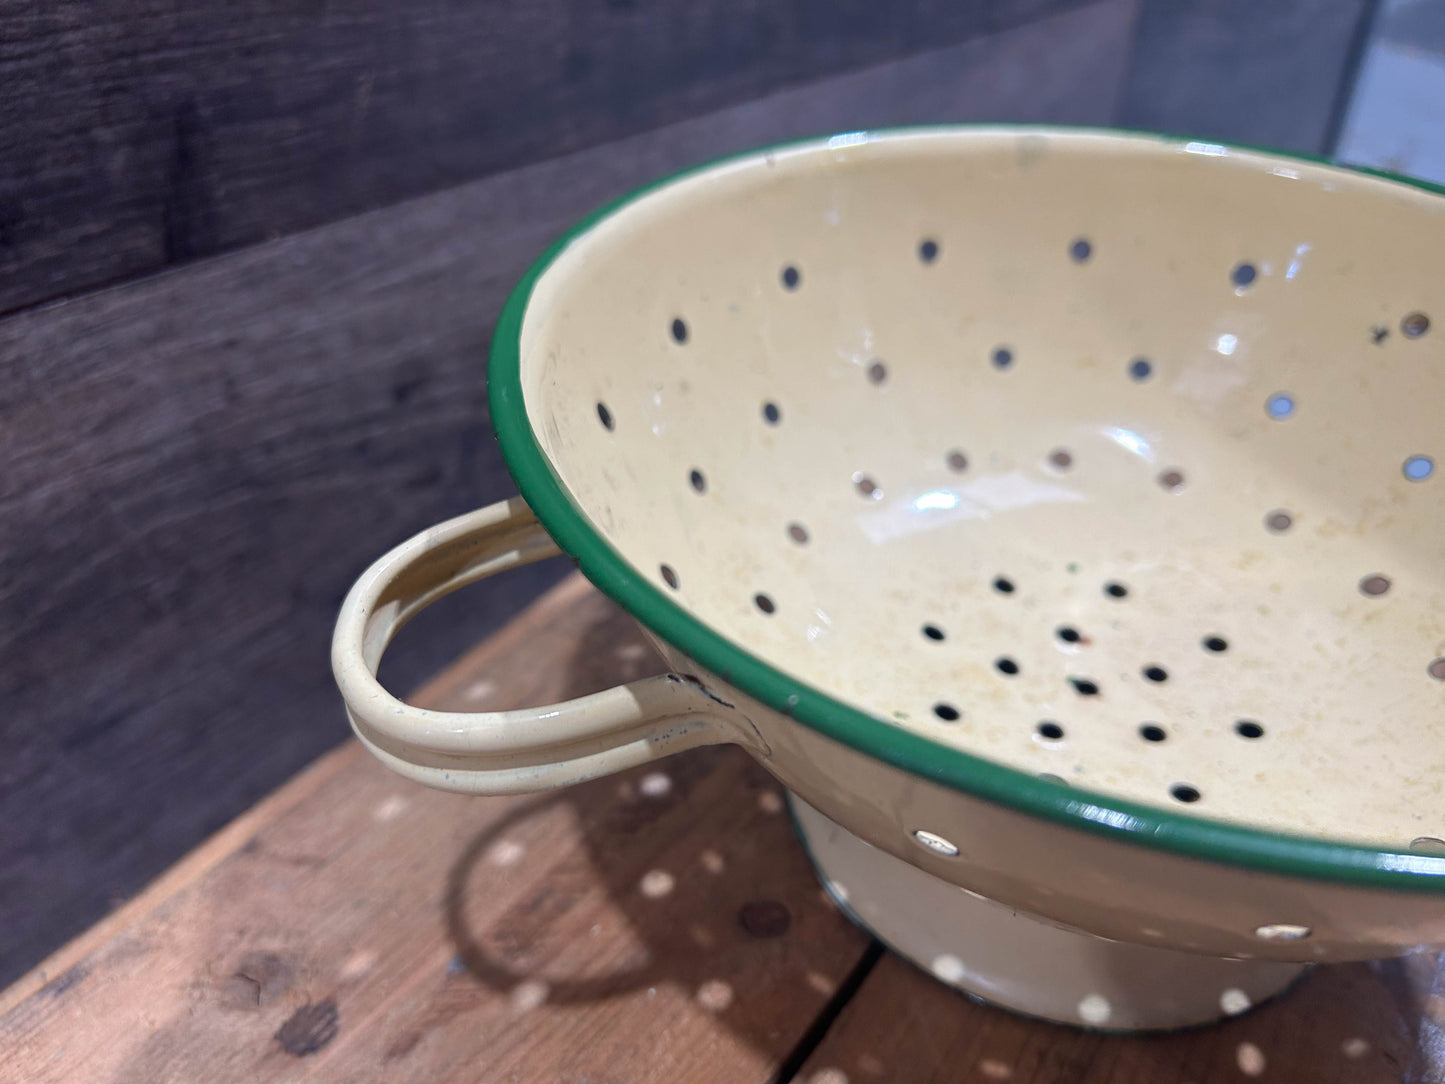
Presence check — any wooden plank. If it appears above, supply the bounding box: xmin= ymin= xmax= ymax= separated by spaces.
xmin=0 ymin=743 xmax=365 ymax=1022
xmin=0 ymin=0 xmax=1140 ymax=988
xmin=797 ymin=945 xmax=1444 ymax=1083
xmin=1116 ymin=0 xmax=1376 ymax=155
xmin=0 ymin=0 xmax=1091 ymax=314
xmin=0 ymin=576 xmax=872 ymax=1082
xmin=0 ymin=572 xmax=595 ymax=1019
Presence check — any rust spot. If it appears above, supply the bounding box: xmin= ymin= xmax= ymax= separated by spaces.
xmin=738 ymin=900 xmax=791 ymax=938
xmin=275 ymin=998 xmax=339 ymax=1056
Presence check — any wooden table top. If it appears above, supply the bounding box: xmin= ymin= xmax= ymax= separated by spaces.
xmin=3 ymin=574 xmax=1441 ymax=1083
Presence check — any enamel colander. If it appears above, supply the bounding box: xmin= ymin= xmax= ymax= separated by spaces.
xmin=335 ymin=128 xmax=1445 ymax=1030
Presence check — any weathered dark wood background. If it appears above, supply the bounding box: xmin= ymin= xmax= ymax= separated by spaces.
xmin=0 ymin=0 xmax=1376 ymax=984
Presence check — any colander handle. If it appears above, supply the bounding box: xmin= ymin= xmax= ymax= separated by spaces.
xmin=332 ymin=497 xmax=754 ymax=795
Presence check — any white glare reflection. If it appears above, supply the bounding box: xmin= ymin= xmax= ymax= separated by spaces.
xmin=859 ymin=472 xmax=1086 ymax=544
xmin=1184 ymin=141 xmax=1227 ymax=157
xmin=827 ymin=131 xmax=868 ymax=149
xmin=1285 ymin=242 xmax=1310 ymax=281
xmin=805 ymin=608 xmax=833 ymax=644
xmin=1104 ymin=427 xmax=1153 ymax=461
xmin=1271 ymin=166 xmax=1301 ymax=180
xmin=1378 ymin=852 xmax=1445 ymax=875
xmin=1215 ymin=333 xmax=1238 ymax=356
xmin=1071 ymin=802 xmax=1145 ymax=831
xmin=913 ymin=489 xmax=960 ymax=511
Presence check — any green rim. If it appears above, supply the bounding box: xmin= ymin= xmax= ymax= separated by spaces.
xmin=488 ymin=125 xmax=1445 ymax=892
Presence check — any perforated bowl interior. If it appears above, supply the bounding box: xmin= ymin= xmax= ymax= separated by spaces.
xmin=500 ymin=130 xmax=1445 ymax=852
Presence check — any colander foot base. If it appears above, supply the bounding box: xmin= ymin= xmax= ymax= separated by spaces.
xmin=788 ymin=794 xmax=1305 ymax=1032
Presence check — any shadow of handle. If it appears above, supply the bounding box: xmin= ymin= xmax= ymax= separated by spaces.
xmin=446 ymin=795 xmax=663 ymax=1005
xmin=332 ymin=496 xmax=749 ymax=795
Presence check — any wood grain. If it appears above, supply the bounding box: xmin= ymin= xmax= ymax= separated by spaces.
xmin=6 ymin=573 xmax=1442 ymax=1082
xmin=797 ymin=946 xmax=1444 ymax=1083
xmin=0 ymin=575 xmax=601 ymax=1017
xmin=0 ymin=576 xmax=872 ymax=1083
xmin=0 ymin=0 xmax=1089 ymax=314
xmin=0 ymin=0 xmax=1141 ymax=987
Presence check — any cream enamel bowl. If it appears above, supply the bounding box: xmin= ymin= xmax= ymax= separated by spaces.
xmin=335 ymin=128 xmax=1445 ymax=1031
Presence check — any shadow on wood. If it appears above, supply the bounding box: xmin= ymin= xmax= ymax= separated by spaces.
xmin=6 ymin=578 xmax=1441 ymax=1082
xmin=435 ymin=601 xmax=833 ymax=1061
